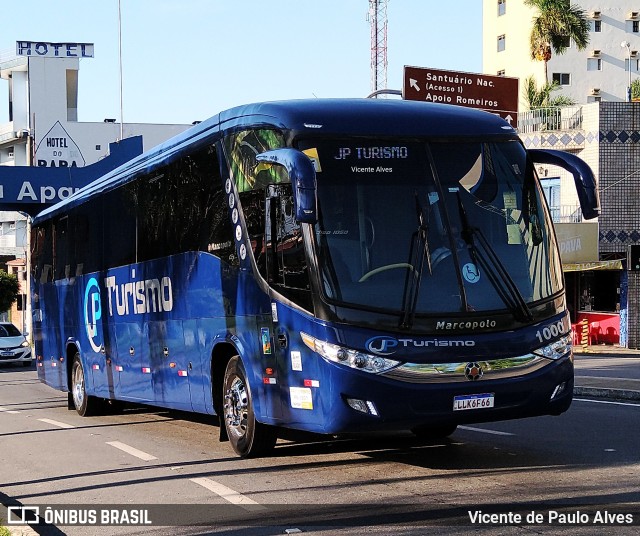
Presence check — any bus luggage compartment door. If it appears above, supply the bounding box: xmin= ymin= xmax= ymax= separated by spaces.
xmin=149 ymin=320 xmax=193 ymax=411
xmin=114 ymin=322 xmax=153 ymax=401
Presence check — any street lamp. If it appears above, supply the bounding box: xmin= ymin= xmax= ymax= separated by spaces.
xmin=622 ymin=40 xmax=632 ymax=102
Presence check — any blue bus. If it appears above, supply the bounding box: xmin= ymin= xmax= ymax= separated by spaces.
xmin=31 ymin=99 xmax=599 ymax=457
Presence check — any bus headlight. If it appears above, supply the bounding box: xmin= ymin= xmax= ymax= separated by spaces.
xmin=533 ymin=334 xmax=572 ymax=360
xmin=300 ymin=332 xmax=401 ymax=374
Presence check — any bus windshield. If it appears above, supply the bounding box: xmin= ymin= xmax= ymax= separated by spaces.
xmin=300 ymin=138 xmax=562 ymax=317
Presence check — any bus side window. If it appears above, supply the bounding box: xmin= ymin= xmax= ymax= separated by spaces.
xmin=53 ymin=216 xmax=70 ymax=280
xmin=31 ymin=226 xmax=47 ymax=284
xmin=240 ymin=189 xmax=267 ymax=276
xmin=132 ymin=144 xmax=237 ymax=264
xmin=265 ymin=185 xmax=312 ymax=309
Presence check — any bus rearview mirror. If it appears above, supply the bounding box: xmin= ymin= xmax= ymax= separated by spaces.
xmin=529 ymin=149 xmax=600 ymax=220
xmin=255 ymin=148 xmax=318 ymax=223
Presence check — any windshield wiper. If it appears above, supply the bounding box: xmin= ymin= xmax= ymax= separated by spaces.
xmin=400 ymin=192 xmax=432 ymax=329
xmin=400 ymin=191 xmax=472 ymax=328
xmin=456 ymin=192 xmax=534 ymax=323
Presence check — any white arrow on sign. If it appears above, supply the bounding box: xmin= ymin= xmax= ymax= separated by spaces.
xmin=410 ymin=78 xmax=420 ymax=92
xmin=504 ymin=115 xmax=513 ymax=124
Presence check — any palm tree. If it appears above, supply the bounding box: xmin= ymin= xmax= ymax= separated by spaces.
xmin=524 ymin=76 xmax=576 ymax=131
xmin=525 ymin=0 xmax=590 ymax=81
xmin=524 ymin=76 xmax=575 ymax=110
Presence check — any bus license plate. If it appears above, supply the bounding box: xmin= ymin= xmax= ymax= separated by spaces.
xmin=453 ymin=393 xmax=494 ymax=411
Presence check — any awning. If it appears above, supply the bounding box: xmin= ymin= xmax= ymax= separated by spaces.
xmin=562 ymin=260 xmax=623 ymax=272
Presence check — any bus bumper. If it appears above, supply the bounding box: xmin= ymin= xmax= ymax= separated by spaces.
xmin=284 ymin=355 xmax=573 ymax=435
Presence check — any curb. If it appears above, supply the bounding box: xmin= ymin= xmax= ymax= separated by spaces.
xmin=574 ymin=386 xmax=640 ymax=401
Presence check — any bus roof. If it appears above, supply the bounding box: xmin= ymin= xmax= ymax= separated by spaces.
xmin=33 ymin=99 xmax=517 ymax=224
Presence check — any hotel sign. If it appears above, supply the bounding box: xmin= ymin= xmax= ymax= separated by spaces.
xmin=16 ymin=41 xmax=94 ymax=58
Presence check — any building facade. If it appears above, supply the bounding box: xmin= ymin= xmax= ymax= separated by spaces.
xmin=483 ymin=1 xmax=640 ymax=107
xmin=483 ymin=2 xmax=640 ymax=347
xmin=0 ymin=41 xmax=192 ymax=335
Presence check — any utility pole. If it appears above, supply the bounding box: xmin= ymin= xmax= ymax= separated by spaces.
xmin=369 ymin=0 xmax=388 ymax=97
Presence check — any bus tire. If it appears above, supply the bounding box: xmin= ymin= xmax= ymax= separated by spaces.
xmin=223 ymin=356 xmax=277 ymax=458
xmin=411 ymin=423 xmax=458 ymax=439
xmin=71 ymin=353 xmax=102 ymax=417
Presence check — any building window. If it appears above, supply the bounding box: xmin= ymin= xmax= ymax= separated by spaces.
xmin=540 ymin=178 xmax=561 ymax=223
xmin=557 ymin=35 xmax=571 ymax=48
xmin=497 ymin=69 xmax=506 ymax=76
xmin=587 ymin=58 xmax=602 ymax=71
xmin=552 ymin=72 xmax=571 ymax=86
xmin=498 ymin=0 xmax=506 ymax=16
xmin=624 ymin=59 xmax=640 ymax=73
xmin=497 ymin=34 xmax=506 ymax=52
xmin=593 ymin=19 xmax=601 ymax=32
xmin=634 ymin=20 xmax=640 ymax=33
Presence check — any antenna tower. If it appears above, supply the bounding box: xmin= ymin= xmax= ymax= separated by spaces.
xmin=369 ymin=0 xmax=388 ymax=96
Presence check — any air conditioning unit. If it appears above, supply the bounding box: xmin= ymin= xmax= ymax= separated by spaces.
xmin=632 ymin=50 xmax=639 ymax=58
xmin=8 ymin=151 xmax=13 ymax=158
xmin=591 ymin=88 xmax=601 ymax=95
xmin=590 ymin=11 xmax=601 ymax=19
xmin=591 ymin=50 xmax=601 ymax=57
xmin=628 ymin=11 xmax=639 ymax=19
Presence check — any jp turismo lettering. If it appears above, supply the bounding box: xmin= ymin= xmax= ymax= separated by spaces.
xmin=366 ymin=336 xmax=475 ymax=355
xmin=334 ymin=147 xmax=408 ymax=160
xmin=104 ymin=276 xmax=173 ymax=316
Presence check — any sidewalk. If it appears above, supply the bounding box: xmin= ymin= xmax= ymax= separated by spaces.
xmin=573 ymin=344 xmax=640 ymax=402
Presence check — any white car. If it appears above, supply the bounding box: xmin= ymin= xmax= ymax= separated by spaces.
xmin=0 ymin=322 xmax=32 ymax=367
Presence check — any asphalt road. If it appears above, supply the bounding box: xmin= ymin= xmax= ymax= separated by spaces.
xmin=1 ymin=363 xmax=639 ymax=535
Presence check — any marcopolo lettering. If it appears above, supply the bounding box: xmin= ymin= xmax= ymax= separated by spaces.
xmin=436 ymin=319 xmax=498 ymax=330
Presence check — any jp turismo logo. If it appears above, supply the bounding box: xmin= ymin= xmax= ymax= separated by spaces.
xmin=366 ymin=335 xmax=476 ymax=355
xmin=366 ymin=336 xmax=399 ymax=355
xmin=84 ymin=277 xmax=102 ymax=352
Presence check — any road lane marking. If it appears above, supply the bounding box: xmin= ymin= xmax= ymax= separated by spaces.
xmin=106 ymin=441 xmax=158 ymax=461
xmin=38 ymin=418 xmax=75 ymax=429
xmin=190 ymin=477 xmax=267 ymax=511
xmin=575 ymin=375 xmax=640 ymax=383
xmin=458 ymin=426 xmax=514 ymax=436
xmin=574 ymin=398 xmax=640 ymax=408
xmin=0 ymin=406 xmax=20 ymax=414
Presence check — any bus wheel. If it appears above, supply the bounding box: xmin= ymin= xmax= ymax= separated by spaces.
xmin=411 ymin=423 xmax=458 ymax=439
xmin=71 ymin=353 xmax=102 ymax=417
xmin=223 ymin=356 xmax=277 ymax=458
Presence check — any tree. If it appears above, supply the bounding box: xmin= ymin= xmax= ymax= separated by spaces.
xmin=525 ymin=0 xmax=590 ymax=81
xmin=524 ymin=76 xmax=575 ymax=110
xmin=0 ymin=270 xmax=19 ymax=313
